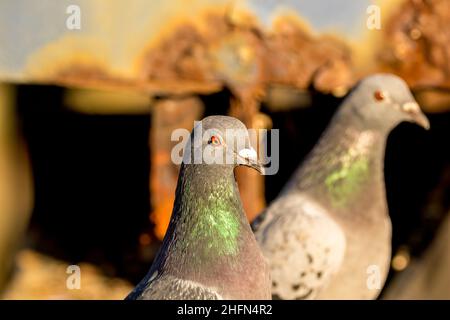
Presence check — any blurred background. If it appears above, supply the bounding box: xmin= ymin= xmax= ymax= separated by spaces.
xmin=0 ymin=0 xmax=449 ymax=299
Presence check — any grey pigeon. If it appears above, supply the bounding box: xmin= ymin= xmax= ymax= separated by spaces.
xmin=127 ymin=116 xmax=271 ymax=300
xmin=253 ymin=74 xmax=430 ymax=300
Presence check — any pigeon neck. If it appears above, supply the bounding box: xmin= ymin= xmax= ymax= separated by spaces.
xmin=159 ymin=163 xmax=250 ymax=272
xmin=289 ymin=110 xmax=388 ymax=219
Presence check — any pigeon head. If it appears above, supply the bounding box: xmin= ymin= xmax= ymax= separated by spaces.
xmin=185 ymin=115 xmax=264 ymax=174
xmin=346 ymin=74 xmax=430 ymax=130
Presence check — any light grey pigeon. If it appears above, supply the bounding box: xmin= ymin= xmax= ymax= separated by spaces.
xmin=253 ymin=74 xmax=430 ymax=300
xmin=127 ymin=115 xmax=271 ymax=300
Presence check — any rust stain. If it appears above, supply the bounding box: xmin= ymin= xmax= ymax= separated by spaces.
xmin=140 ymin=11 xmax=355 ymax=97
xmin=50 ymin=71 xmax=221 ymax=96
xmin=150 ymin=196 xmax=175 ymax=241
xmin=379 ymin=0 xmax=450 ymax=90
xmin=266 ymin=15 xmax=354 ymax=94
xmin=377 ymin=0 xmax=450 ymax=112
xmin=22 ymin=7 xmax=357 ymax=98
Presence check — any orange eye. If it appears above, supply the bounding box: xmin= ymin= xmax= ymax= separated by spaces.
xmin=374 ymin=90 xmax=385 ymax=102
xmin=209 ymin=135 xmax=221 ymax=146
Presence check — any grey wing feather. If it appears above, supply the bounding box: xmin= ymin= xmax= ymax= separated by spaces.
xmin=126 ymin=274 xmax=222 ymax=300
xmin=255 ymin=194 xmax=346 ymax=300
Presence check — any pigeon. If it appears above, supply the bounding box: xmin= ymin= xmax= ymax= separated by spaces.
xmin=127 ymin=115 xmax=271 ymax=300
xmin=253 ymin=74 xmax=430 ymax=300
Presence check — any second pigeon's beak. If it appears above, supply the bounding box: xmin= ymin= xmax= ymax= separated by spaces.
xmin=237 ymin=147 xmax=265 ymax=175
xmin=402 ymin=102 xmax=430 ymax=130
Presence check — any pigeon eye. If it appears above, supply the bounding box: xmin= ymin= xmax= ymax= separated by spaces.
xmin=374 ymin=90 xmax=386 ymax=102
xmin=208 ymin=135 xmax=221 ymax=146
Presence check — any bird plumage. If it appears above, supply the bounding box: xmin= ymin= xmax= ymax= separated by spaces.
xmin=253 ymin=74 xmax=429 ymax=299
xmin=127 ymin=116 xmax=271 ymax=300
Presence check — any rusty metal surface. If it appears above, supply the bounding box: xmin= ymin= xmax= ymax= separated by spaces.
xmin=7 ymin=0 xmax=450 ymax=104
xmin=378 ymin=0 xmax=450 ymax=112
xmin=0 ymin=0 xmax=373 ymax=96
xmin=379 ymin=0 xmax=450 ymax=90
xmin=149 ymin=97 xmax=204 ymax=240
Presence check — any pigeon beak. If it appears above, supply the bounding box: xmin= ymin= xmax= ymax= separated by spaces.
xmin=237 ymin=147 xmax=265 ymax=175
xmin=402 ymin=102 xmax=430 ymax=130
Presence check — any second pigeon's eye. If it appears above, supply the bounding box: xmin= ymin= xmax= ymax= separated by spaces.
xmin=374 ymin=90 xmax=386 ymax=102
xmin=208 ymin=135 xmax=221 ymax=146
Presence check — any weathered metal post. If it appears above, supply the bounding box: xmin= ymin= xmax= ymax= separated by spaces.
xmin=149 ymin=97 xmax=204 ymax=239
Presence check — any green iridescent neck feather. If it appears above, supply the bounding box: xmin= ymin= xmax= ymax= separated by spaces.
xmin=166 ymin=164 xmax=246 ymax=263
xmin=293 ymin=114 xmax=387 ymax=213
